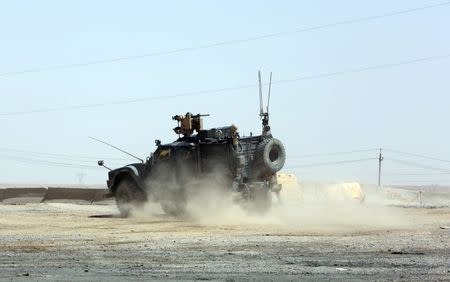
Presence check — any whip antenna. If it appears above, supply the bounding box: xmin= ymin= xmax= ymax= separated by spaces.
xmin=258 ymin=70 xmax=263 ymax=116
xmin=257 ymin=70 xmax=272 ymax=136
xmin=89 ymin=136 xmax=144 ymax=163
xmin=267 ymin=72 xmax=272 ymax=113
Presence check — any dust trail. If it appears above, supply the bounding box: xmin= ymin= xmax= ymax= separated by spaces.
xmin=188 ymin=195 xmax=412 ymax=232
xmin=133 ymin=180 xmax=414 ymax=233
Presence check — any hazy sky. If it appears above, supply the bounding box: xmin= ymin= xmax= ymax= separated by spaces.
xmin=0 ymin=1 xmax=449 ymax=185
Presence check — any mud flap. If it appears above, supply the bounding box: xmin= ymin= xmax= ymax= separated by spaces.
xmin=234 ymin=183 xmax=272 ymax=213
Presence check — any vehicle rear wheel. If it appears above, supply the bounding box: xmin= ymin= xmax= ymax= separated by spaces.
xmin=160 ymin=190 xmax=187 ymax=216
xmin=160 ymin=200 xmax=187 ymax=216
xmin=114 ymin=178 xmax=146 ymax=217
xmin=249 ymin=189 xmax=272 ymax=214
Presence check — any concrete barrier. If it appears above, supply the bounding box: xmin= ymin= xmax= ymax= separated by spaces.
xmin=0 ymin=188 xmax=5 ymax=202
xmin=417 ymin=190 xmax=450 ymax=207
xmin=0 ymin=187 xmax=112 ymax=204
xmin=44 ymin=187 xmax=101 ymax=203
xmin=0 ymin=184 xmax=447 ymax=207
xmin=3 ymin=187 xmax=47 ymax=204
xmin=380 ymin=187 xmax=450 ymax=207
xmin=93 ymin=189 xmax=113 ymax=203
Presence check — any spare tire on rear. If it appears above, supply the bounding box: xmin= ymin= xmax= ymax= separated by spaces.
xmin=255 ymin=138 xmax=286 ymax=174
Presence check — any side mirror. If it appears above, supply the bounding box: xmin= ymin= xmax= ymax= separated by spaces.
xmin=97 ymin=160 xmax=111 ymax=171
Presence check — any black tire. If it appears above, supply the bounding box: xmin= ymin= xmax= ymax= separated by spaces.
xmin=160 ymin=200 xmax=187 ymax=216
xmin=255 ymin=138 xmax=286 ymax=174
xmin=114 ymin=178 xmax=146 ymax=217
xmin=160 ymin=189 xmax=187 ymax=216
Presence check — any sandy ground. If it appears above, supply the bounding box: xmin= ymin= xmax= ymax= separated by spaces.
xmin=0 ymin=202 xmax=449 ymax=281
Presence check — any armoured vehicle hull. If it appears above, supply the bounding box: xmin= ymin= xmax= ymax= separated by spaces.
xmin=99 ymin=71 xmax=285 ymax=216
xmin=102 ymin=112 xmax=286 ymax=217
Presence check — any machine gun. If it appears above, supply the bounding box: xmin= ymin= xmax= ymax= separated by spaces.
xmin=172 ymin=113 xmax=210 ymax=137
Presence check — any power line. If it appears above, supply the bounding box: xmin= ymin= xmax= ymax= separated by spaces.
xmin=388 ymin=179 xmax=450 ymax=184
xmin=1 ymin=52 xmax=449 ymax=117
xmin=0 ymin=147 xmax=133 ymax=162
xmin=385 ymin=157 xmax=450 ymax=173
xmin=290 ymin=148 xmax=379 ymax=159
xmin=1 ymin=1 xmax=449 ymax=78
xmin=385 ymin=172 xmax=450 ymax=176
xmin=276 ymin=54 xmax=450 ymax=84
xmin=0 ymin=83 xmax=256 ymax=116
xmin=287 ymin=157 xmax=377 ymax=169
xmin=384 ymin=148 xmax=450 ymax=163
xmin=0 ymin=154 xmax=101 ymax=170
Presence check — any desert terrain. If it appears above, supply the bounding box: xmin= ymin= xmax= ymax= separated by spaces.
xmin=0 ymin=199 xmax=449 ymax=281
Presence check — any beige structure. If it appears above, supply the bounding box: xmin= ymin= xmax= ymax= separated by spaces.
xmin=276 ymin=173 xmax=365 ymax=204
xmin=326 ymin=182 xmax=365 ymax=203
xmin=277 ymin=173 xmax=302 ymax=202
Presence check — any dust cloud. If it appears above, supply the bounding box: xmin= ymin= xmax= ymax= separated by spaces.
xmin=130 ymin=180 xmax=413 ymax=233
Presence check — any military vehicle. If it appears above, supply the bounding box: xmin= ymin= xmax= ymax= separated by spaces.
xmin=97 ymin=72 xmax=286 ymax=216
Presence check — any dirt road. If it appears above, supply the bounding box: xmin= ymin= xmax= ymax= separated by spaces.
xmin=0 ymin=203 xmax=449 ymax=281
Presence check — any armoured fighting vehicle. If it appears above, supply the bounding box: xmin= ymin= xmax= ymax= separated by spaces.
xmin=98 ymin=72 xmax=286 ymax=216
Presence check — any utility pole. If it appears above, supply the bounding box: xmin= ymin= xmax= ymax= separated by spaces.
xmin=378 ymin=148 xmax=383 ymax=187
xmin=76 ymin=172 xmax=86 ymax=186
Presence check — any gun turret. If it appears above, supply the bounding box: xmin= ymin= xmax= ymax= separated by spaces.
xmin=173 ymin=112 xmax=210 ymax=136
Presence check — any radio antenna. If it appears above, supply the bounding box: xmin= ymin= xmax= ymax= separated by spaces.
xmin=258 ymin=70 xmax=264 ymax=116
xmin=257 ymin=70 xmax=272 ymax=136
xmin=267 ymin=72 xmax=272 ymax=113
xmin=89 ymin=136 xmax=144 ymax=163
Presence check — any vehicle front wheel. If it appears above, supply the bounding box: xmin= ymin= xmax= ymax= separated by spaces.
xmin=114 ymin=178 xmax=147 ymax=217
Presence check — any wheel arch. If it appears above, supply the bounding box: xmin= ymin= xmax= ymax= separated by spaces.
xmin=109 ymin=167 xmax=146 ymax=194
